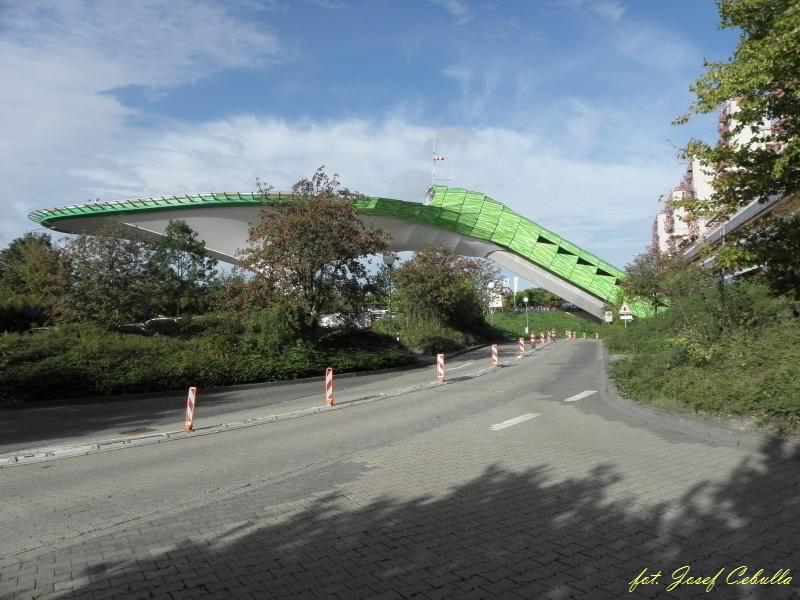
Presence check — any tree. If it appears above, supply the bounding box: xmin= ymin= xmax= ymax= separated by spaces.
xmin=677 ymin=0 xmax=799 ymax=214
xmin=238 ymin=167 xmax=391 ymax=329
xmin=675 ymin=0 xmax=800 ymax=287
xmin=622 ymin=249 xmax=712 ymax=316
xmin=149 ymin=220 xmax=218 ymax=316
xmin=0 ymin=233 xmax=68 ymax=327
xmin=507 ymin=288 xmax=562 ymax=308
xmin=745 ymin=213 xmax=800 ymax=299
xmin=393 ymin=244 xmax=500 ymax=330
xmin=61 ymin=224 xmax=156 ymax=326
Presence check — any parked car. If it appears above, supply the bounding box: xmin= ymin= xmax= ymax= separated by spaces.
xmin=24 ymin=326 xmax=57 ymax=335
xmin=117 ymin=322 xmax=153 ymax=336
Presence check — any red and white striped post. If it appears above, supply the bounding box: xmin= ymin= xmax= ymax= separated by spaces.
xmin=184 ymin=386 xmax=197 ymax=432
xmin=436 ymin=353 xmax=445 ymax=381
xmin=540 ymin=331 xmax=546 ymax=345
xmin=530 ymin=333 xmax=536 ymax=350
xmin=518 ymin=337 xmax=525 ymax=356
xmin=491 ymin=344 xmax=498 ymax=367
xmin=325 ymin=367 xmax=335 ymax=406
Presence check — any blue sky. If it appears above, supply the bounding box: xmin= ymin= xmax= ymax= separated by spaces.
xmin=1 ymin=0 xmax=738 ymax=272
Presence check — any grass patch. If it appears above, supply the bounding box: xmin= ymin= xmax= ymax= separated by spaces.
xmin=490 ymin=311 xmax=602 ymax=339
xmin=372 ymin=310 xmax=603 ymax=354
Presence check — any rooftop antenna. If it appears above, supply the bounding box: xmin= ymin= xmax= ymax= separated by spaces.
xmin=428 ymin=140 xmax=452 ymax=205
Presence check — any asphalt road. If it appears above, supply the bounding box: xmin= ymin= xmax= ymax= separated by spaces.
xmin=1 ymin=340 xmax=798 ymax=599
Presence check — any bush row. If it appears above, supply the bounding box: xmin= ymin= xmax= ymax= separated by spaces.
xmin=0 ymin=322 xmax=416 ymax=406
xmin=603 ymin=281 xmax=800 ymax=433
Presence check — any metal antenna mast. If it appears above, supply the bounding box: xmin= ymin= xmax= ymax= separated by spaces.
xmin=432 ymin=140 xmax=445 ymax=186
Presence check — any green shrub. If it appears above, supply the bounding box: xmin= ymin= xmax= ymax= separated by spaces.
xmin=606 ymin=281 xmax=800 ymax=432
xmin=0 ymin=321 xmax=416 ymax=405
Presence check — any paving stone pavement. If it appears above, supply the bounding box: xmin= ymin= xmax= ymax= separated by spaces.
xmin=1 ymin=341 xmax=798 ymax=599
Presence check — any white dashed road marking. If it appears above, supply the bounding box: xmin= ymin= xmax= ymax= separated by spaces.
xmin=564 ymin=390 xmax=597 ymax=402
xmin=490 ymin=413 xmax=541 ymax=431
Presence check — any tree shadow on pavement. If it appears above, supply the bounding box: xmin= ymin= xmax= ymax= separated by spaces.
xmin=24 ymin=440 xmax=800 ymax=600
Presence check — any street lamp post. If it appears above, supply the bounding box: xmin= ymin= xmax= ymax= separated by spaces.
xmin=487 ymin=281 xmax=495 ymax=325
xmin=383 ymin=254 xmax=396 ymax=337
xmin=523 ymin=296 xmax=529 ymax=334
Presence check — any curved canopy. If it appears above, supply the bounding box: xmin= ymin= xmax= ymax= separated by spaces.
xmin=29 ymin=185 xmax=629 ymax=318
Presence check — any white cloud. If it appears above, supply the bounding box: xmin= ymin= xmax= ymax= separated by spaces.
xmin=59 ymin=115 xmax=679 ymax=267
xmin=0 ymin=0 xmax=281 ymax=245
xmin=0 ymin=0 xmax=694 ymax=272
xmin=555 ymin=0 xmax=698 ymax=71
xmin=441 ymin=64 xmax=506 ymax=122
xmin=558 ymin=0 xmax=626 ymax=22
xmin=612 ymin=21 xmax=699 ymax=72
xmin=430 ymin=0 xmax=473 ymax=26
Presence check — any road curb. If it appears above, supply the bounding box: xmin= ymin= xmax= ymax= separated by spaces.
xmin=0 ymin=342 xmax=551 ymax=468
xmin=598 ymin=344 xmax=800 ymax=460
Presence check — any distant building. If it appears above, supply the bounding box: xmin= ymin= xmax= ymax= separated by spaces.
xmin=651 ymin=158 xmax=715 ymax=254
xmin=651 ymin=98 xmax=789 ymax=262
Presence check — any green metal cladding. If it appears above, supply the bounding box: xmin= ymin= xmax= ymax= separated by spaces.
xmin=352 ymin=186 xmax=626 ymax=305
xmin=28 ymin=185 xmax=627 ymax=309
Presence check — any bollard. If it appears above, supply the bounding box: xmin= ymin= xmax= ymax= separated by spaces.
xmin=540 ymin=332 xmax=546 ymax=345
xmin=436 ymin=353 xmax=445 ymax=381
xmin=530 ymin=333 xmax=536 ymax=350
xmin=491 ymin=344 xmax=498 ymax=367
xmin=595 ymin=332 xmax=599 ymax=340
xmin=184 ymin=386 xmax=197 ymax=432
xmin=583 ymin=332 xmax=586 ymax=339
xmin=325 ymin=367 xmax=335 ymax=406
xmin=518 ymin=337 xmax=525 ymax=356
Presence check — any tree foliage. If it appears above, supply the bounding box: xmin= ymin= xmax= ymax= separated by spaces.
xmin=393 ymin=244 xmax=500 ymax=330
xmin=61 ymin=223 xmax=157 ymax=325
xmin=149 ymin=219 xmax=218 ymax=316
xmin=745 ymin=213 xmax=800 ymax=299
xmin=622 ymin=249 xmax=713 ymax=315
xmin=0 ymin=233 xmax=68 ymax=328
xmin=507 ymin=288 xmax=562 ymax=308
xmin=677 ymin=0 xmax=800 ymax=219
xmin=238 ymin=167 xmax=391 ymax=328
xmin=675 ymin=0 xmax=800 ymax=297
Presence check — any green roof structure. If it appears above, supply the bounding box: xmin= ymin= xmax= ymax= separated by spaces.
xmin=29 ymin=185 xmax=634 ymax=318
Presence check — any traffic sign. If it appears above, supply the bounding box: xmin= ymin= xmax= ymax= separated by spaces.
xmin=604 ymin=311 xmax=613 ymax=323
xmin=619 ymin=302 xmax=632 ymax=315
